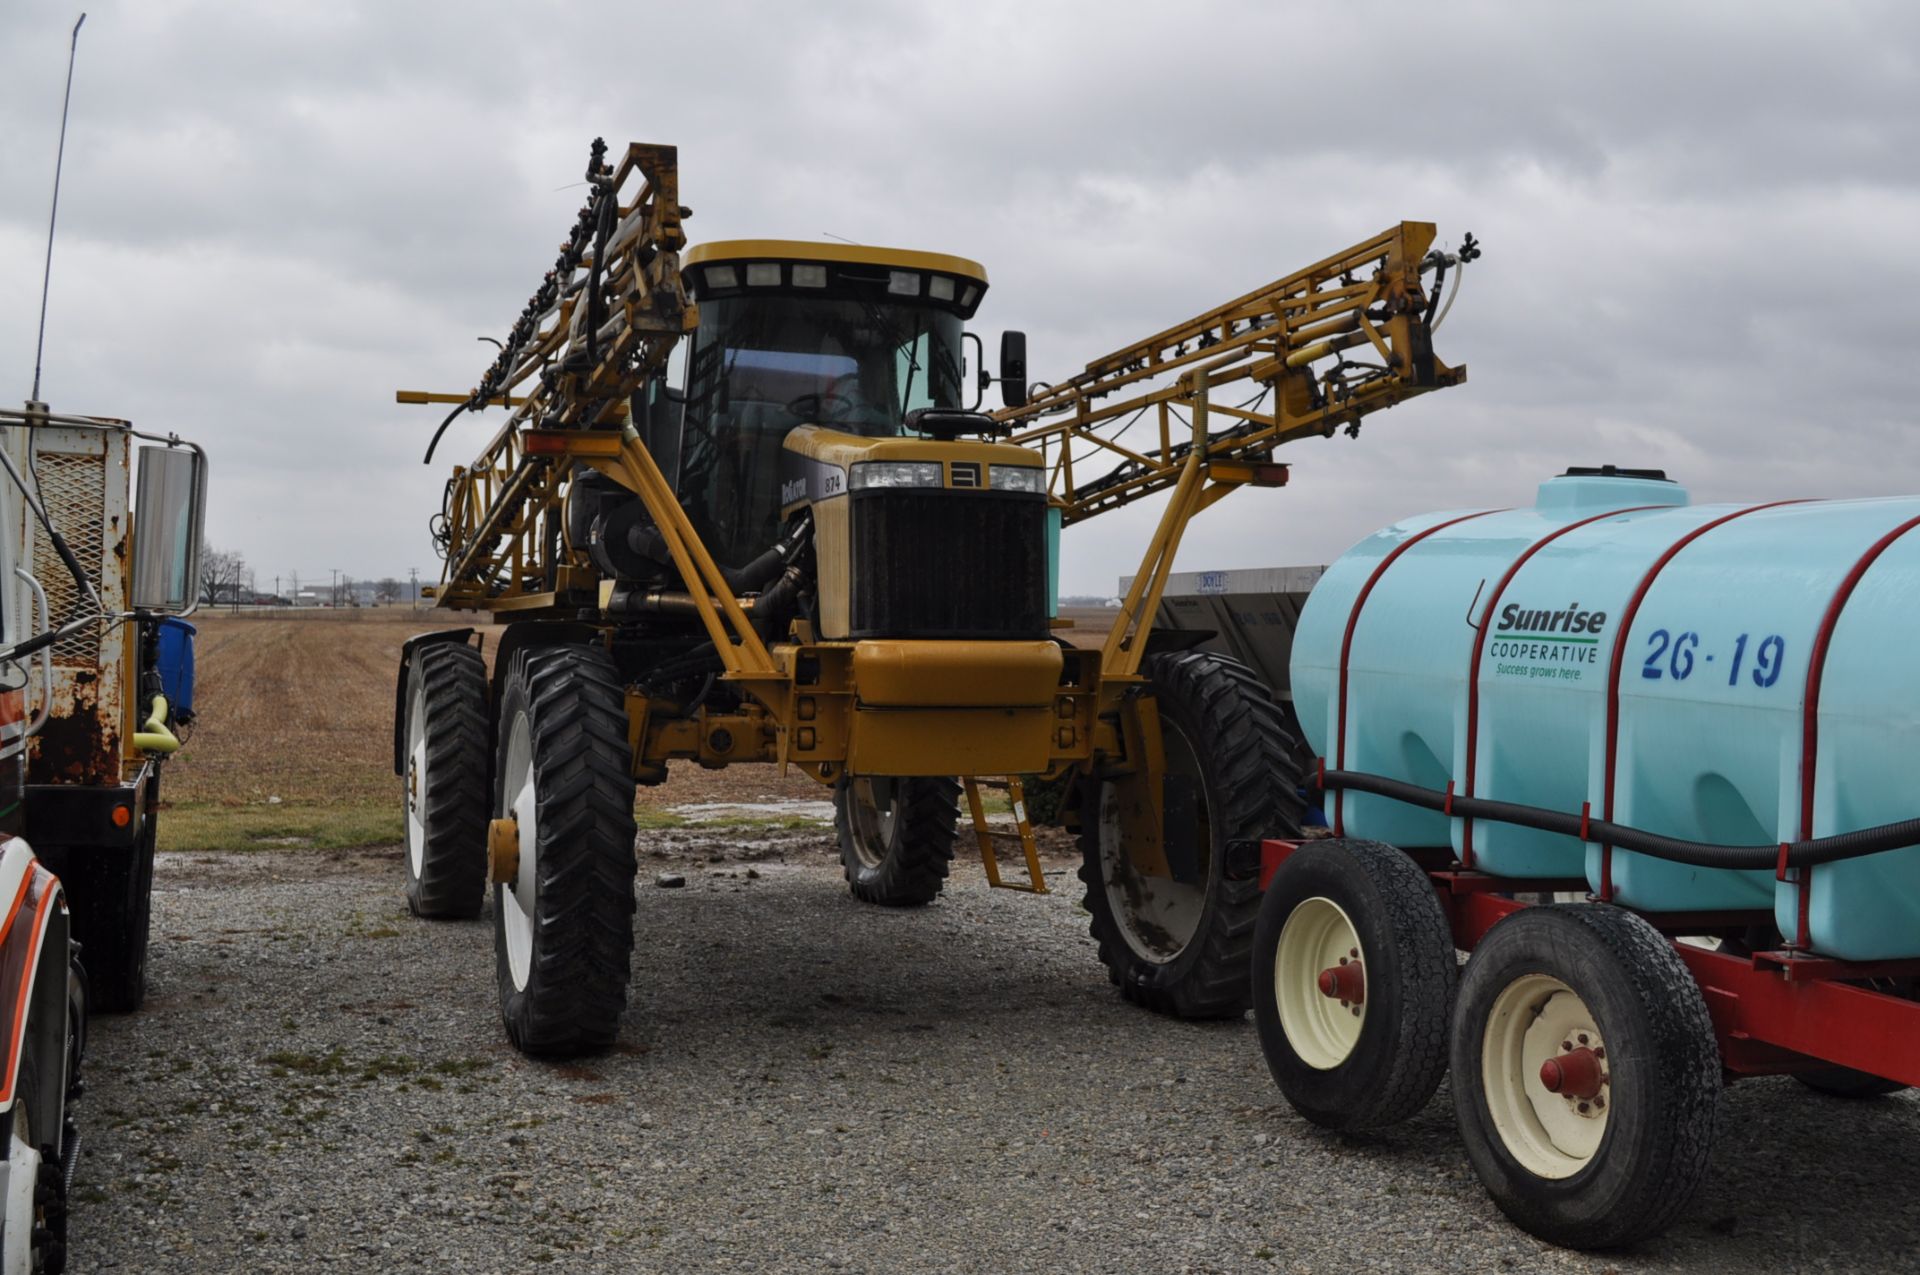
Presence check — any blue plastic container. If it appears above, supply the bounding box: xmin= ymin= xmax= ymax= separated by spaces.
xmin=157 ymin=617 xmax=197 ymax=721
xmin=1289 ymin=472 xmax=1920 ymax=959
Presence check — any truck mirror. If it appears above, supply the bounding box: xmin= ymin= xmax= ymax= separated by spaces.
xmin=131 ymin=444 xmax=207 ymax=615
xmin=999 ymin=331 xmax=1028 ymax=408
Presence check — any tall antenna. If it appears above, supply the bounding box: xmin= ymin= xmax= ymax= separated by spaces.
xmin=30 ymin=12 xmax=87 ymax=405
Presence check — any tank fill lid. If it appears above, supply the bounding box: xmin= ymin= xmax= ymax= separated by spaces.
xmin=1536 ymin=465 xmax=1689 ymax=515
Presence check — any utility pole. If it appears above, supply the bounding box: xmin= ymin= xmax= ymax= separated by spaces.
xmin=330 ymin=567 xmax=339 ymax=609
xmin=408 ymin=566 xmax=419 ymax=611
xmin=30 ymin=13 xmax=86 ymax=405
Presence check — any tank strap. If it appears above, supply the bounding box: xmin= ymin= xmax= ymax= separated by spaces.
xmin=1332 ymin=509 xmax=1504 ymax=837
xmin=1599 ymin=500 xmax=1808 ymax=899
xmin=1793 ymin=512 xmax=1920 ymax=946
xmin=1459 ymin=506 xmax=1665 ymax=866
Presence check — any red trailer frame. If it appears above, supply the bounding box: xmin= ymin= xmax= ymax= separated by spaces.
xmin=1260 ymin=840 xmax=1920 ymax=1090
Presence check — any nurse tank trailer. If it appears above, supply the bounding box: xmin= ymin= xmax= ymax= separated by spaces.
xmin=1247 ymin=466 xmax=1920 ymax=1249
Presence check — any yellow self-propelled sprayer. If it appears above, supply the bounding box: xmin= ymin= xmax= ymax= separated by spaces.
xmin=394 ymin=137 xmax=1476 ymax=1056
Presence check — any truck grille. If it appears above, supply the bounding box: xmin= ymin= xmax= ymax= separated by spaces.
xmin=848 ymin=491 xmax=1048 ymax=639
xmin=30 ymin=452 xmax=108 ymax=668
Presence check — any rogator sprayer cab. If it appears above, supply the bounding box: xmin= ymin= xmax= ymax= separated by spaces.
xmin=396 ymin=139 xmax=1474 ymax=1056
xmin=633 ymin=240 xmax=1049 ymax=647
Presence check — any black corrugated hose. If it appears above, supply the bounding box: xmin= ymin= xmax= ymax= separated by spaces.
xmin=1319 ymin=768 xmax=1920 ymax=872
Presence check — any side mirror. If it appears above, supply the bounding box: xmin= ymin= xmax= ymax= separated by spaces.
xmin=999 ymin=331 xmax=1028 ymax=409
xmin=132 ymin=444 xmax=208 ymax=615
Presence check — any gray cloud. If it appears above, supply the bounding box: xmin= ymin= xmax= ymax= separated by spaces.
xmin=3 ymin=0 xmax=1919 ymax=595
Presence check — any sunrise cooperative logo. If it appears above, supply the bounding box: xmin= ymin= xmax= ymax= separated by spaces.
xmin=1489 ymin=602 xmax=1607 ymax=665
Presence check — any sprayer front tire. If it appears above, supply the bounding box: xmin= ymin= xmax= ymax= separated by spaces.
xmin=1253 ymin=839 xmax=1456 ymax=1130
xmin=492 ymin=644 xmax=638 ymax=1057
xmin=1452 ymin=904 xmax=1720 ymax=1250
xmin=403 ymin=641 xmax=491 ymax=920
xmin=1079 ymin=650 xmax=1305 ymax=1020
xmin=834 ymin=776 xmax=961 ymax=907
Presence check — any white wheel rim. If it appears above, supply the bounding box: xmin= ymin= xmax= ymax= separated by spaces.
xmin=405 ymin=678 xmax=427 ymax=877
xmin=847 ymin=778 xmax=900 ymax=868
xmin=1098 ymin=720 xmax=1209 ymax=965
xmin=4 ymin=1101 xmax=39 ymax=1273
xmin=1482 ymin=974 xmax=1610 ymax=1179
xmin=1274 ymin=896 xmax=1367 ymax=1069
xmin=500 ymin=713 xmax=537 ymax=991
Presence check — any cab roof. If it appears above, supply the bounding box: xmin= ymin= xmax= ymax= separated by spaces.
xmin=683 ymin=239 xmax=988 ymax=287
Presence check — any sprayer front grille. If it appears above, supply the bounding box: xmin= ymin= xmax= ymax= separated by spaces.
xmin=848 ymin=490 xmax=1048 ymax=640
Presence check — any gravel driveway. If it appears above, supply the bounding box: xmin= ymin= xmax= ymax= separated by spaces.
xmin=69 ymin=835 xmax=1920 ymax=1273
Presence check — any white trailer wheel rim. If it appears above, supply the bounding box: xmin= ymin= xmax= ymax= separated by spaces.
xmin=1274 ymin=896 xmax=1367 ymax=1069
xmin=1481 ymin=974 xmax=1610 ymax=1179
xmin=405 ymin=678 xmax=427 ymax=878
xmin=500 ymin=713 xmax=537 ymax=991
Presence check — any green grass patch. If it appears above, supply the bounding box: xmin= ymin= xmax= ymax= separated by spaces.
xmin=634 ymin=807 xmax=689 ymax=831
xmin=160 ymin=800 xmax=401 ymax=853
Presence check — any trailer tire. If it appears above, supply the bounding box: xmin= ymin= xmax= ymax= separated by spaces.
xmin=1252 ymin=839 xmax=1455 ymax=1130
xmin=57 ymin=819 xmax=155 ymax=1015
xmin=1079 ymin=651 xmax=1305 ymax=1019
xmin=834 ymin=777 xmax=960 ymax=907
xmin=1794 ymin=1068 xmax=1908 ymax=1099
xmin=1452 ymin=904 xmax=1720 ymax=1250
xmin=403 ymin=641 xmax=492 ymax=920
xmin=492 ymin=645 xmax=637 ymax=1057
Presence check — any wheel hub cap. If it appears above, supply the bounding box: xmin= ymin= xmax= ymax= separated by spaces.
xmin=1317 ymin=960 xmax=1365 ymax=1005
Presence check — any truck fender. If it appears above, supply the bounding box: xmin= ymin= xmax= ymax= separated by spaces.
xmin=393 ymin=629 xmax=477 ymax=776
xmin=486 ymin=621 xmax=603 ymax=716
xmin=0 ymin=837 xmax=78 ymax=1265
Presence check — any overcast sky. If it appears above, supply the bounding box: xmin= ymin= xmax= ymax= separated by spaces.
xmin=4 ymin=1 xmax=1919 ymax=597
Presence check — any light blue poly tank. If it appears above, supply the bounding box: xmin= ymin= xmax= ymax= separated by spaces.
xmin=1289 ymin=470 xmax=1920 ymax=960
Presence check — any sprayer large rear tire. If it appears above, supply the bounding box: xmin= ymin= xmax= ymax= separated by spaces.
xmin=403 ymin=641 xmax=491 ymax=920
xmin=834 ymin=777 xmax=961 ymax=907
xmin=1079 ymin=651 xmax=1305 ymax=1019
xmin=492 ymin=645 xmax=638 ymax=1057
xmin=1253 ymin=838 xmax=1456 ymax=1130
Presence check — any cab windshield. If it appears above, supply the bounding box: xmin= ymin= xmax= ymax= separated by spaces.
xmin=675 ymin=293 xmax=965 ymax=566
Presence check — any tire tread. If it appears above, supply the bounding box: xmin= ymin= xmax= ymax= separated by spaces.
xmin=1079 ymin=650 xmax=1305 ymax=1019
xmin=406 ymin=642 xmax=491 ymax=919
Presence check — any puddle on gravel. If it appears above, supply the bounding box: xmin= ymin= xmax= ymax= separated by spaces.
xmin=667 ymin=799 xmax=837 ymax=824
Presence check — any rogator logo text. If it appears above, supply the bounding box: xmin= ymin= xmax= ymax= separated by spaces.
xmin=1495 ymin=602 xmax=1608 ymax=636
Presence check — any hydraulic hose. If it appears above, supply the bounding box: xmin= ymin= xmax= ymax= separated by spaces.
xmin=133 ymin=693 xmax=181 ymax=754
xmin=1319 ymin=768 xmax=1920 ymax=872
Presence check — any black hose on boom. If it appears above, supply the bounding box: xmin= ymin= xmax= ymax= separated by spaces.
xmin=1320 ymin=768 xmax=1920 ymax=872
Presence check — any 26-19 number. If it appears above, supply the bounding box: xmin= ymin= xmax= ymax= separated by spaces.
xmin=1643 ymin=629 xmax=1785 ymax=686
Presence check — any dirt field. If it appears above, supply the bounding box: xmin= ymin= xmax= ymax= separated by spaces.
xmin=165 ymin=605 xmax=1122 ymax=853
xmin=163 ymin=609 xmax=838 ymax=853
